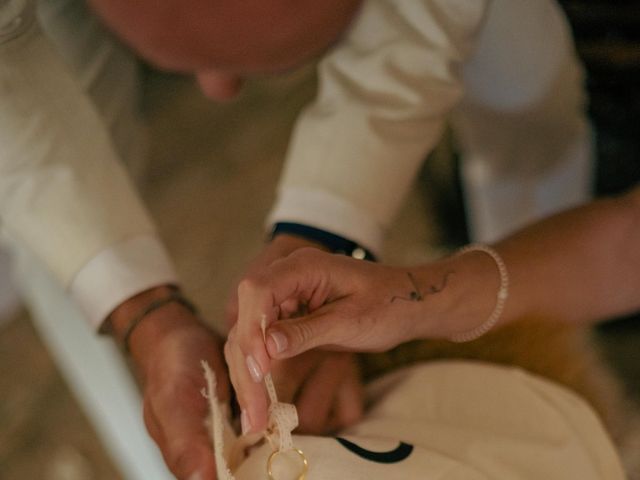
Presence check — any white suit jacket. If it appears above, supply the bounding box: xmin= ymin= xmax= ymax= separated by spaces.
xmin=0 ymin=0 xmax=572 ymax=328
xmin=0 ymin=0 xmax=176 ymax=327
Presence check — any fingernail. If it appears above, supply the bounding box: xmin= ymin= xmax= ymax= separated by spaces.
xmin=245 ymin=355 xmax=263 ymax=383
xmin=188 ymin=472 xmax=203 ymax=480
xmin=269 ymin=331 xmax=288 ymax=354
xmin=241 ymin=409 xmax=252 ymax=435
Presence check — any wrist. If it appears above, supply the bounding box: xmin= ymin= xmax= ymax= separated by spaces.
xmin=107 ymin=285 xmax=207 ymax=365
xmin=387 ymin=262 xmax=456 ymax=341
xmin=409 ymin=250 xmax=505 ymax=340
xmin=268 ymin=232 xmax=331 ymax=255
xmin=107 ymin=285 xmax=178 ymax=338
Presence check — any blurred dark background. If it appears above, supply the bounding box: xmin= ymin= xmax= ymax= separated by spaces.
xmin=426 ymin=0 xmax=640 ymax=246
xmin=548 ymin=0 xmax=639 ymax=399
xmin=562 ymin=0 xmax=640 ymax=195
xmin=421 ymin=0 xmax=640 ymax=404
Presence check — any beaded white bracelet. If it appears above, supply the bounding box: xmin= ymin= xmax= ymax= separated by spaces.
xmin=449 ymin=244 xmax=509 ymax=343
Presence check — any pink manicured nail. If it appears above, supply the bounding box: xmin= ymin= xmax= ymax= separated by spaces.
xmin=188 ymin=472 xmax=203 ymax=480
xmin=245 ymin=355 xmax=263 ymax=383
xmin=241 ymin=409 xmax=252 ymax=435
xmin=269 ymin=331 xmax=288 ymax=354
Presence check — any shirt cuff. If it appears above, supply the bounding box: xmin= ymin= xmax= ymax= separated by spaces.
xmin=267 ymin=187 xmax=384 ymax=256
xmin=70 ymin=235 xmax=179 ymax=330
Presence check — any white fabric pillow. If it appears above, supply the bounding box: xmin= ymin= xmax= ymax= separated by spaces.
xmin=207 ymin=361 xmax=626 ymax=480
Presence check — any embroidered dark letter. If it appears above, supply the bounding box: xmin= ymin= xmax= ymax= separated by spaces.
xmin=336 ymin=437 xmax=414 ymax=463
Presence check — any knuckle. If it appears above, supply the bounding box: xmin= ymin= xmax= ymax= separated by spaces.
xmin=291 ymin=321 xmax=315 ymax=350
xmin=142 ymin=406 xmax=160 ymax=441
xmin=289 ymin=246 xmax=321 ymax=262
xmin=227 ymin=324 xmax=238 ymax=342
xmin=237 ymin=275 xmax=267 ymax=296
xmin=166 ymin=445 xmax=191 ymax=477
xmin=223 ymin=339 xmax=233 ymax=359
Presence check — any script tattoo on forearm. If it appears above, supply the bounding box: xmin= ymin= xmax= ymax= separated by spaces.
xmin=390 ymin=271 xmax=454 ymax=303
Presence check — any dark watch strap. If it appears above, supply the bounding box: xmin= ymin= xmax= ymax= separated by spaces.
xmin=270 ymin=222 xmax=377 ymax=261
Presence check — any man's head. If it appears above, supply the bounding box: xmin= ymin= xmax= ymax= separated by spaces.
xmin=89 ymin=0 xmax=361 ymax=99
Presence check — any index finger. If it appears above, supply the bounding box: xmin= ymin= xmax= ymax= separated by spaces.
xmin=235 ymin=248 xmax=335 ymax=379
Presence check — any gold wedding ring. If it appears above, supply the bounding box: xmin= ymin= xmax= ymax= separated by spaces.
xmin=267 ymin=448 xmax=308 ymax=480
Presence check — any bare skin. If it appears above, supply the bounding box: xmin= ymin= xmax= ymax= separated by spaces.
xmin=89 ymin=0 xmax=363 ymax=100
xmin=108 ymin=286 xmax=229 ymax=480
xmin=390 ymin=271 xmax=454 ymax=303
xmin=87 ymin=1 xmax=365 ymax=477
xmin=226 ymin=187 xmax=640 ymax=433
xmin=223 ymin=235 xmax=363 ymax=435
xmin=108 ymin=239 xmax=364 ymax=479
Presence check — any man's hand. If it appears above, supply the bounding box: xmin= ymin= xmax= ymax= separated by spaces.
xmin=272 ymin=351 xmax=362 ymax=435
xmin=109 ymin=286 xmax=229 ymax=480
xmin=224 ymin=234 xmax=329 ymax=328
xmin=224 ymin=234 xmax=364 ymax=435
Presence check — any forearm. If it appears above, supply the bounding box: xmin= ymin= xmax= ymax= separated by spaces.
xmin=108 ymin=285 xmax=180 ymax=360
xmin=496 ymin=187 xmax=640 ymax=324
xmin=106 ymin=285 xmax=223 ymax=373
xmin=410 ymin=188 xmax=640 ymax=338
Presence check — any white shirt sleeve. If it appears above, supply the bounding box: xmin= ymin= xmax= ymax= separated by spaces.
xmin=70 ymin=235 xmax=178 ymax=330
xmin=0 ymin=2 xmax=177 ymax=329
xmin=268 ymin=0 xmax=489 ymax=254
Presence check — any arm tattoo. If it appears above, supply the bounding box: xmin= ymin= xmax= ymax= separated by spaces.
xmin=390 ymin=271 xmax=454 ymax=303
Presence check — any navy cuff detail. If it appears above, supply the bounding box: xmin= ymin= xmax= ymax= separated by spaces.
xmin=270 ymin=222 xmax=377 ymax=261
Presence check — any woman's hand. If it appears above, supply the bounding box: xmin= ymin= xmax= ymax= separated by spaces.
xmin=234 ymin=247 xmax=437 ymax=356
xmin=225 ymin=248 xmax=463 ymax=433
xmin=224 ymin=237 xmax=364 ymax=436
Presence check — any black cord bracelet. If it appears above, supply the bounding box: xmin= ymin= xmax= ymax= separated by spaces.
xmin=121 ymin=290 xmax=198 ymax=353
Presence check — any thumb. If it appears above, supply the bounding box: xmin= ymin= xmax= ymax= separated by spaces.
xmin=265 ymin=305 xmax=350 ymax=358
